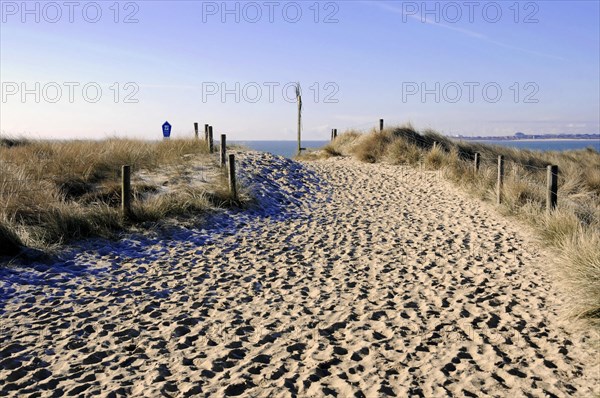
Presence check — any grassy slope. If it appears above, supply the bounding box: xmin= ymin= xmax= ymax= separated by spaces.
xmin=0 ymin=138 xmax=241 ymax=254
xmin=321 ymin=126 xmax=600 ymax=329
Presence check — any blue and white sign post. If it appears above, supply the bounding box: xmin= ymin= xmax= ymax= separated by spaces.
xmin=162 ymin=121 xmax=172 ymax=140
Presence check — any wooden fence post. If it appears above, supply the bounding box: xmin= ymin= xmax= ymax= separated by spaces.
xmin=121 ymin=165 xmax=131 ymax=218
xmin=204 ymin=124 xmax=209 ymax=141
xmin=194 ymin=122 xmax=199 ymax=139
xmin=220 ymin=134 xmax=227 ymax=167
xmin=228 ymin=154 xmax=237 ymax=200
xmin=497 ymin=155 xmax=504 ymax=204
xmin=547 ymin=165 xmax=558 ymax=213
xmin=208 ymin=126 xmax=214 ymax=153
xmin=331 ymin=129 xmax=335 ymax=141
xmin=474 ymin=153 xmax=480 ymax=173
xmin=379 ymin=119 xmax=384 ymax=131
xmin=334 ymin=129 xmax=337 ymax=139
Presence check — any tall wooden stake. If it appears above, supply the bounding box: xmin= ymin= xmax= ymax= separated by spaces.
xmin=547 ymin=165 xmax=558 ymax=213
xmin=497 ymin=155 xmax=504 ymax=204
xmin=220 ymin=134 xmax=227 ymax=167
xmin=194 ymin=122 xmax=199 ymax=139
xmin=228 ymin=154 xmax=237 ymax=200
xmin=121 ymin=165 xmax=131 ymax=219
xmin=296 ymin=83 xmax=302 ymax=155
xmin=474 ymin=153 xmax=480 ymax=173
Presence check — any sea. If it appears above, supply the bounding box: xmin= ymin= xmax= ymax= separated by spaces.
xmin=232 ymin=139 xmax=600 ymax=159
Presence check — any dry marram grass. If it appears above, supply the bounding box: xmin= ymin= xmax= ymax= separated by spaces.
xmin=0 ymin=138 xmax=242 ymax=254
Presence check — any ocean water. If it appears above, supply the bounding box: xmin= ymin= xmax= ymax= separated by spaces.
xmin=232 ymin=140 xmax=599 ymax=159
xmin=231 ymin=141 xmax=328 ymax=158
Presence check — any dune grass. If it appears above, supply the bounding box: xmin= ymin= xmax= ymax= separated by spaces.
xmin=0 ymin=138 xmax=241 ymax=255
xmin=323 ymin=126 xmax=600 ymax=329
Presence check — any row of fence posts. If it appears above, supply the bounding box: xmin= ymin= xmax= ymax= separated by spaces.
xmin=473 ymin=153 xmax=558 ymax=213
xmin=330 ymin=119 xmax=385 ymax=142
xmin=197 ymin=123 xmax=237 ymax=200
xmin=190 ymin=122 xmax=216 ymax=153
xmin=196 ymin=123 xmax=237 ymax=200
xmin=120 ymin=122 xmax=238 ymax=218
xmin=192 ymin=122 xmax=216 ymax=151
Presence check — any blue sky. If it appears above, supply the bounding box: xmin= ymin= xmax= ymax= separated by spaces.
xmin=1 ymin=0 xmax=599 ymax=140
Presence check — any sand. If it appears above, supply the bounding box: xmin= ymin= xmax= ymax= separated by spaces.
xmin=0 ymin=151 xmax=598 ymax=397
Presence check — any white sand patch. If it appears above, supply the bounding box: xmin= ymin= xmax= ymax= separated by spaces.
xmin=135 ymin=155 xmax=221 ymax=196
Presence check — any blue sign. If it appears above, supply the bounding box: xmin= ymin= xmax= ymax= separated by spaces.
xmin=162 ymin=121 xmax=172 ymax=138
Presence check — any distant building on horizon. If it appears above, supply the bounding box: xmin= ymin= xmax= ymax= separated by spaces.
xmin=447 ymin=131 xmax=598 ymax=141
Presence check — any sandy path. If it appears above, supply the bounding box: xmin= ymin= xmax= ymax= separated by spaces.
xmin=0 ymin=152 xmax=598 ymax=397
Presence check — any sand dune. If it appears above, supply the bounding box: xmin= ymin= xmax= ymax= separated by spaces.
xmin=0 ymin=151 xmax=598 ymax=397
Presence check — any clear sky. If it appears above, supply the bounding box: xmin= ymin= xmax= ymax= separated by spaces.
xmin=1 ymin=0 xmax=599 ymax=140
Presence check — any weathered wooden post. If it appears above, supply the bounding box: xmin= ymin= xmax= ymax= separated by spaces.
xmin=547 ymin=165 xmax=558 ymax=213
xmin=204 ymin=124 xmax=209 ymax=141
xmin=334 ymin=129 xmax=338 ymax=139
xmin=194 ymin=122 xmax=199 ymax=139
xmin=208 ymin=126 xmax=214 ymax=153
xmin=121 ymin=165 xmax=131 ymax=218
xmin=379 ymin=119 xmax=384 ymax=131
xmin=497 ymin=155 xmax=504 ymax=204
xmin=220 ymin=134 xmax=227 ymax=167
xmin=228 ymin=154 xmax=237 ymax=200
xmin=331 ymin=129 xmax=335 ymax=141
xmin=296 ymin=83 xmax=302 ymax=155
xmin=474 ymin=153 xmax=481 ymax=173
